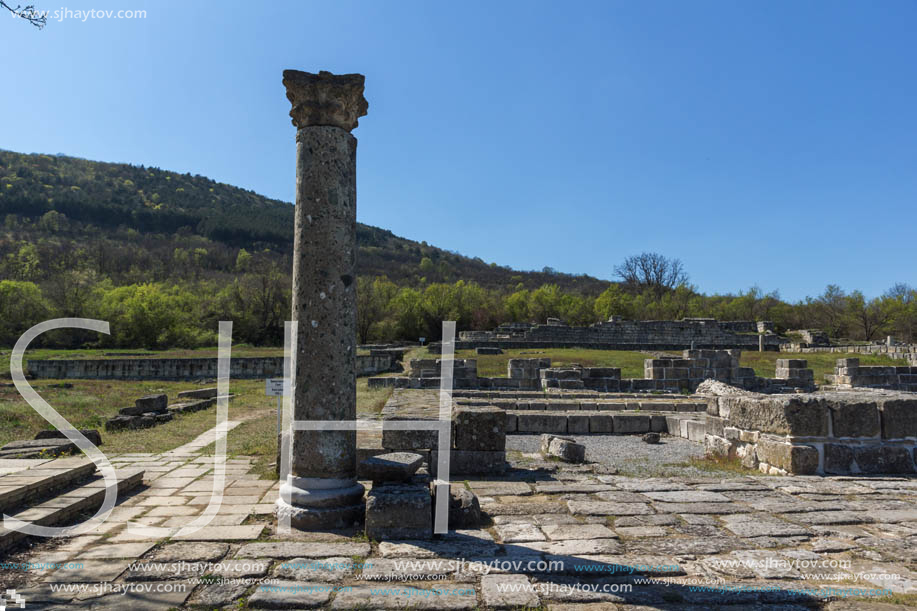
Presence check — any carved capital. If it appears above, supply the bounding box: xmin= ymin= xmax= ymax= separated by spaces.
xmin=283 ymin=70 xmax=368 ymax=131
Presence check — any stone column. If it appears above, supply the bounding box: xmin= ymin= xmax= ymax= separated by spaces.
xmin=276 ymin=70 xmax=369 ymax=530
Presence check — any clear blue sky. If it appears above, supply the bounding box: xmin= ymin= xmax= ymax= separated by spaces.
xmin=4 ymin=0 xmax=915 ymax=301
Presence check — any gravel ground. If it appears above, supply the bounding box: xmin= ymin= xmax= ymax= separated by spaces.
xmin=506 ymin=433 xmax=712 ymax=478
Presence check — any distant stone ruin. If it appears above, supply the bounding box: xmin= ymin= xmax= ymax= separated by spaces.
xmin=444 ymin=318 xmax=781 ymax=351
xmin=826 ymin=358 xmax=917 ymax=392
xmin=370 ymin=350 xmax=815 ymax=394
xmin=27 ymin=353 xmax=399 ymax=380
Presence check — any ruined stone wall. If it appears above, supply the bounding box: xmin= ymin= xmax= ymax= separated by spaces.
xmin=448 ymin=318 xmax=782 ymax=351
xmin=28 ymin=354 xmax=397 ymax=380
xmin=781 ymin=343 xmax=917 ymax=364
xmin=705 ymin=391 xmax=917 ymax=475
xmin=370 ymin=351 xmax=815 ymax=394
xmin=825 ymin=358 xmax=917 ymax=392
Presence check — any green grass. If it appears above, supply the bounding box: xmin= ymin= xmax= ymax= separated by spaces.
xmin=675 ymin=455 xmax=765 ymax=476
xmin=453 ymin=348 xmax=673 ymax=379
xmin=1 ymin=378 xmax=272 ymax=454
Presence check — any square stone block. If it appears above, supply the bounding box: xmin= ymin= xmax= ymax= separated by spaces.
xmin=365 ymin=483 xmax=432 ymax=540
xmin=650 ymin=414 xmax=667 ymax=432
xmin=589 ymin=413 xmax=614 ymax=433
xmin=705 ymin=415 xmax=726 ymax=437
xmin=453 ymin=407 xmax=506 ymax=451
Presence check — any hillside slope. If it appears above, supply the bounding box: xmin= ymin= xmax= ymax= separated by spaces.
xmin=0 ymin=150 xmax=609 ymax=292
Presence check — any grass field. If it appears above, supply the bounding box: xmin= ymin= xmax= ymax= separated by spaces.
xmin=0 ymin=373 xmax=393 ymax=470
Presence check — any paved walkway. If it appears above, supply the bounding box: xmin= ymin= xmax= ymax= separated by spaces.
xmin=2 ymin=425 xmax=916 ymax=609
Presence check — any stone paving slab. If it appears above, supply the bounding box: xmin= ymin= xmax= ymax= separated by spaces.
xmin=330 ymin=584 xmax=478 ymax=609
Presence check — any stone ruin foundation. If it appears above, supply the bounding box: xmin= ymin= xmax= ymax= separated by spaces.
xmin=371 ymin=350 xmax=817 ymax=394
xmin=705 ymin=390 xmax=917 ymax=475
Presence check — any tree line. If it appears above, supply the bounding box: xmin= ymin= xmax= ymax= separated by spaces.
xmin=2 ymin=269 xmax=915 ymax=349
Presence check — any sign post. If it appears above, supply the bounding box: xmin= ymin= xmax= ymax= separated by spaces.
xmin=265 ymin=378 xmax=287 ymax=434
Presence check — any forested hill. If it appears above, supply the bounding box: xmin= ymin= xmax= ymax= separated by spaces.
xmin=0 ymin=149 xmax=608 ymax=292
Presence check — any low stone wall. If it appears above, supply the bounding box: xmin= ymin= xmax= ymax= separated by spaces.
xmin=825 ymin=358 xmax=917 ymax=392
xmin=27 ymin=354 xmax=397 ymax=380
xmin=705 ymin=391 xmax=917 ymax=475
xmin=780 ymin=343 xmax=917 ymax=363
xmin=445 ymin=318 xmax=783 ymax=352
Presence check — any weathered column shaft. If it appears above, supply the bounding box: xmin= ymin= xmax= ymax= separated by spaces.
xmin=277 ymin=69 xmax=368 ymax=530
xmin=291 ymin=125 xmax=358 ymax=479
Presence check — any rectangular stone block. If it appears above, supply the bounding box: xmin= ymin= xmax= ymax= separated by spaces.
xmin=382 ymin=424 xmax=439 ymax=451
xmin=365 ymin=483 xmax=432 ymax=540
xmin=589 ymin=413 xmax=614 ymax=433
xmin=431 ymin=450 xmax=506 ymax=475
xmin=583 ymin=367 xmax=620 ymax=379
xmin=686 ymin=420 xmax=706 ymax=442
xmin=879 ymin=397 xmax=917 ymax=439
xmin=853 ymin=445 xmax=916 ymax=474
xmin=650 ymin=414 xmax=667 ymax=432
xmin=135 ymin=394 xmax=168 ymax=412
xmin=505 ymin=412 xmax=517 ymax=433
xmin=826 ymin=398 xmax=880 ymax=438
xmin=755 ymin=439 xmax=819 ymax=474
xmin=516 ymin=412 xmax=567 ymax=434
xmin=453 ymin=406 xmax=506 ymax=451
xmin=824 ymin=443 xmax=854 ymax=474
xmin=717 ymin=395 xmax=829 ymax=436
xmin=705 ymin=415 xmax=725 ymax=437
xmin=567 ymin=413 xmax=590 ymax=434
xmin=612 ymin=414 xmax=650 ymax=434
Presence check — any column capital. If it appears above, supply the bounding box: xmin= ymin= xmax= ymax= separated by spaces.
xmin=282 ymin=70 xmax=368 ymax=132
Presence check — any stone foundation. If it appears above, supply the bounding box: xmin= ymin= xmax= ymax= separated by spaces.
xmin=825 ymin=358 xmax=917 ymax=392
xmin=705 ymin=390 xmax=917 ymax=475
xmin=373 ymin=350 xmax=814 ymax=395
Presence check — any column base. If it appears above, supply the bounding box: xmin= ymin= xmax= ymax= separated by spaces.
xmin=275 ymin=475 xmax=365 ymax=530
xmin=276 ymin=498 xmax=364 ymax=530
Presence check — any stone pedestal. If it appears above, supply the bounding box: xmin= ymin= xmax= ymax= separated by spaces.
xmin=276 ymin=70 xmax=369 ymax=530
